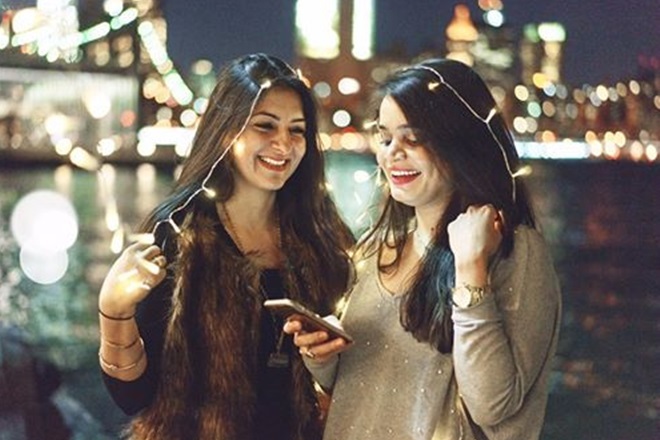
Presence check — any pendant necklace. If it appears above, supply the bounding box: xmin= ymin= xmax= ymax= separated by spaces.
xmin=221 ymin=202 xmax=290 ymax=369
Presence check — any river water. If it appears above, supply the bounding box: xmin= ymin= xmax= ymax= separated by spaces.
xmin=0 ymin=152 xmax=658 ymax=439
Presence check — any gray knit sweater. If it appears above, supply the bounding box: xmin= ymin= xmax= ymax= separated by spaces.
xmin=306 ymin=226 xmax=561 ymax=440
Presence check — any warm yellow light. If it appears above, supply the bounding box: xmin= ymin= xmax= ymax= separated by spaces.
xmin=12 ymin=8 xmax=40 ymax=34
xmin=295 ymin=0 xmax=340 ymax=59
xmin=604 ymin=141 xmax=619 ymax=159
xmin=629 ymin=141 xmax=645 ymax=161
xmin=596 ymin=85 xmax=609 ymax=102
xmin=629 ymin=81 xmax=641 ymax=95
xmin=525 ymin=117 xmax=538 ymax=133
xmin=137 ymin=140 xmax=157 ymax=157
xmin=332 ymin=110 xmax=351 ymax=128
xmin=338 ymin=77 xmax=361 ymax=95
xmin=106 ymin=203 xmax=120 ymax=231
xmin=542 ymin=101 xmax=556 ymax=117
xmin=532 ymin=73 xmax=549 ymax=89
xmin=191 ymin=59 xmax=214 ymax=76
xmin=54 ymin=138 xmax=73 ymax=156
xmin=180 ymin=109 xmax=198 ymax=127
xmin=584 ymin=131 xmax=598 ymax=144
xmin=203 ymin=187 xmax=217 ymax=198
xmin=541 ymin=131 xmax=556 ymax=143
xmin=512 ymin=165 xmax=532 ymax=178
xmin=69 ymin=147 xmax=100 ymax=171
xmin=97 ymin=138 xmax=118 ymax=157
xmin=83 ymin=90 xmax=112 ymax=119
xmin=340 ymin=132 xmax=362 ymax=150
xmin=514 ymin=85 xmax=530 ymax=101
xmin=352 ymin=0 xmax=374 ymax=60
xmin=613 ymin=131 xmax=626 ymax=147
xmin=513 ymin=117 xmax=527 ymax=134
xmin=590 ymin=141 xmax=603 ymax=158
xmin=538 ymin=23 xmax=566 ymax=42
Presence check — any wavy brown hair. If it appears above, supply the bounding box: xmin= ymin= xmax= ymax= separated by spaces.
xmin=141 ymin=52 xmax=355 ymax=312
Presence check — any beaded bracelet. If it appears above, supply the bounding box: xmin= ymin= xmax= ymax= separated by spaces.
xmin=98 ymin=338 xmax=145 ymax=372
xmin=100 ymin=335 xmax=141 ymax=350
xmin=98 ymin=309 xmax=135 ymax=321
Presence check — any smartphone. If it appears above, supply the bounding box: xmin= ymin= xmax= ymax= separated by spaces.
xmin=263 ymin=298 xmax=354 ymax=343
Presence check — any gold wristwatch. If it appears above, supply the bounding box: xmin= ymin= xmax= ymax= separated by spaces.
xmin=451 ymin=283 xmax=490 ymax=308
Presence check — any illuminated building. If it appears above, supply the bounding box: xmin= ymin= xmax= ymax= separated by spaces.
xmin=294 ymin=0 xmax=375 ymax=151
xmin=0 ymin=0 xmax=196 ymax=163
xmin=519 ymin=22 xmax=566 ymax=86
xmin=445 ymin=4 xmax=479 ymax=67
xmin=444 ymin=3 xmax=517 ymax=118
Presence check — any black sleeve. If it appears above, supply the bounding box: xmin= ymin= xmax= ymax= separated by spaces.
xmin=100 ymin=277 xmax=172 ymax=416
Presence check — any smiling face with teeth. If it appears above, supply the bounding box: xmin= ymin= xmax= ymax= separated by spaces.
xmin=230 ymin=86 xmax=307 ymax=196
xmin=376 ymin=95 xmax=453 ymax=212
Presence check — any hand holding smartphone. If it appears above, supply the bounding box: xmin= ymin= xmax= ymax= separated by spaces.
xmin=263 ymin=299 xmax=354 ymax=343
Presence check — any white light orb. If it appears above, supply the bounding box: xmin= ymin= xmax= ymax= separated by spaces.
xmin=10 ymin=190 xmax=79 ymax=254
xmin=19 ymin=248 xmax=69 ymax=285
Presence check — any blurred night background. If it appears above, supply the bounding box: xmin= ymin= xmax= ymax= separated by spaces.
xmin=0 ymin=1 xmax=658 ymax=439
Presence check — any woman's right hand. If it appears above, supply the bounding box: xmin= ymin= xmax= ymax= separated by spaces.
xmin=99 ymin=242 xmax=168 ymax=318
xmin=283 ymin=318 xmax=350 ymax=363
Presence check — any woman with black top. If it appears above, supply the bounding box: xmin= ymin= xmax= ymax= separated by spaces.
xmin=97 ymin=53 xmax=354 ymax=440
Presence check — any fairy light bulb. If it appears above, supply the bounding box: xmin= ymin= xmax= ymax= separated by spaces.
xmin=411 ymin=65 xmax=517 ymax=203
xmin=512 ymin=165 xmax=532 ymax=178
xmin=168 ymin=218 xmax=182 ymax=234
xmin=203 ymin=187 xmax=217 ymax=198
xmin=485 ymin=108 xmax=497 ymax=123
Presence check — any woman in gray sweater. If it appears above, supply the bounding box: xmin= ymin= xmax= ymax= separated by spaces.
xmin=285 ymin=58 xmax=562 ymax=439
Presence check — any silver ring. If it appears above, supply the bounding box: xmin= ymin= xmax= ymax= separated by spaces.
xmin=140 ymin=279 xmax=153 ymax=290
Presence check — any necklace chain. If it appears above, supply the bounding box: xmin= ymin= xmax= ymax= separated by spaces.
xmin=220 ymin=202 xmax=290 ymax=368
xmin=221 ymin=202 xmax=282 ymax=255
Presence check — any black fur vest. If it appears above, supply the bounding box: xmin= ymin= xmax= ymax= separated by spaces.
xmin=127 ymin=209 xmax=323 ymax=440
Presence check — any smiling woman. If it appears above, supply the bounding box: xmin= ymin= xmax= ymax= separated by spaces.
xmin=287 ymin=58 xmax=562 ymax=440
xmin=230 ymin=87 xmax=307 ymax=194
xmin=96 ymin=53 xmax=355 ymax=440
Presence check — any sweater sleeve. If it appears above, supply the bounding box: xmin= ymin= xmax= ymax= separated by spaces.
xmin=451 ymin=226 xmax=561 ymax=427
xmin=101 ymin=280 xmax=171 ymax=415
xmin=302 ymin=354 xmax=339 ymax=391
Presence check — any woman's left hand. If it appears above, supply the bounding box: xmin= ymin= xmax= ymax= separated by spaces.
xmin=447 ymin=204 xmax=503 ymax=278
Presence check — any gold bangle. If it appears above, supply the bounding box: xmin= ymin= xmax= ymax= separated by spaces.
xmin=99 ymin=338 xmax=145 ymax=372
xmin=98 ymin=309 xmax=135 ymax=321
xmin=100 ymin=335 xmax=141 ymax=350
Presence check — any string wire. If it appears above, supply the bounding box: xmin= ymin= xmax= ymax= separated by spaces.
xmin=405 ymin=65 xmax=517 ymax=203
xmin=150 ymin=80 xmax=274 ymax=238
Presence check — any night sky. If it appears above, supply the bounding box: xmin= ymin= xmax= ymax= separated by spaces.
xmin=161 ymin=0 xmax=660 ymax=86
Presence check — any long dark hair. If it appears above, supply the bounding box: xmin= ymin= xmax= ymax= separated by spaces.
xmin=141 ymin=53 xmax=354 ymax=309
xmin=362 ymin=58 xmax=535 ymax=352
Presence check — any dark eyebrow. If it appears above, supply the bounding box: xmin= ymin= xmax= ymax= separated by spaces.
xmin=377 ymin=123 xmax=413 ymax=131
xmin=253 ymin=111 xmax=306 ymax=124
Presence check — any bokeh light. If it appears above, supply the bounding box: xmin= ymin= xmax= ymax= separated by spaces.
xmin=19 ymin=248 xmax=69 ymax=285
xmin=10 ymin=190 xmax=79 ymax=284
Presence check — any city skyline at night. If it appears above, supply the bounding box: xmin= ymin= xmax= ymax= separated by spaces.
xmin=161 ymin=0 xmax=660 ymax=86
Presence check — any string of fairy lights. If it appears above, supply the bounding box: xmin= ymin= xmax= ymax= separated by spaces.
xmin=150 ymin=79 xmax=272 ymax=238
xmin=409 ymin=65 xmax=521 ymax=203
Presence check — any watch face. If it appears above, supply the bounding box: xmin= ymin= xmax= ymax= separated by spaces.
xmin=453 ymin=285 xmax=472 ymax=308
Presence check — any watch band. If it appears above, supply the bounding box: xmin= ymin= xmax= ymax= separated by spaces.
xmin=451 ymin=283 xmax=490 ymax=308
